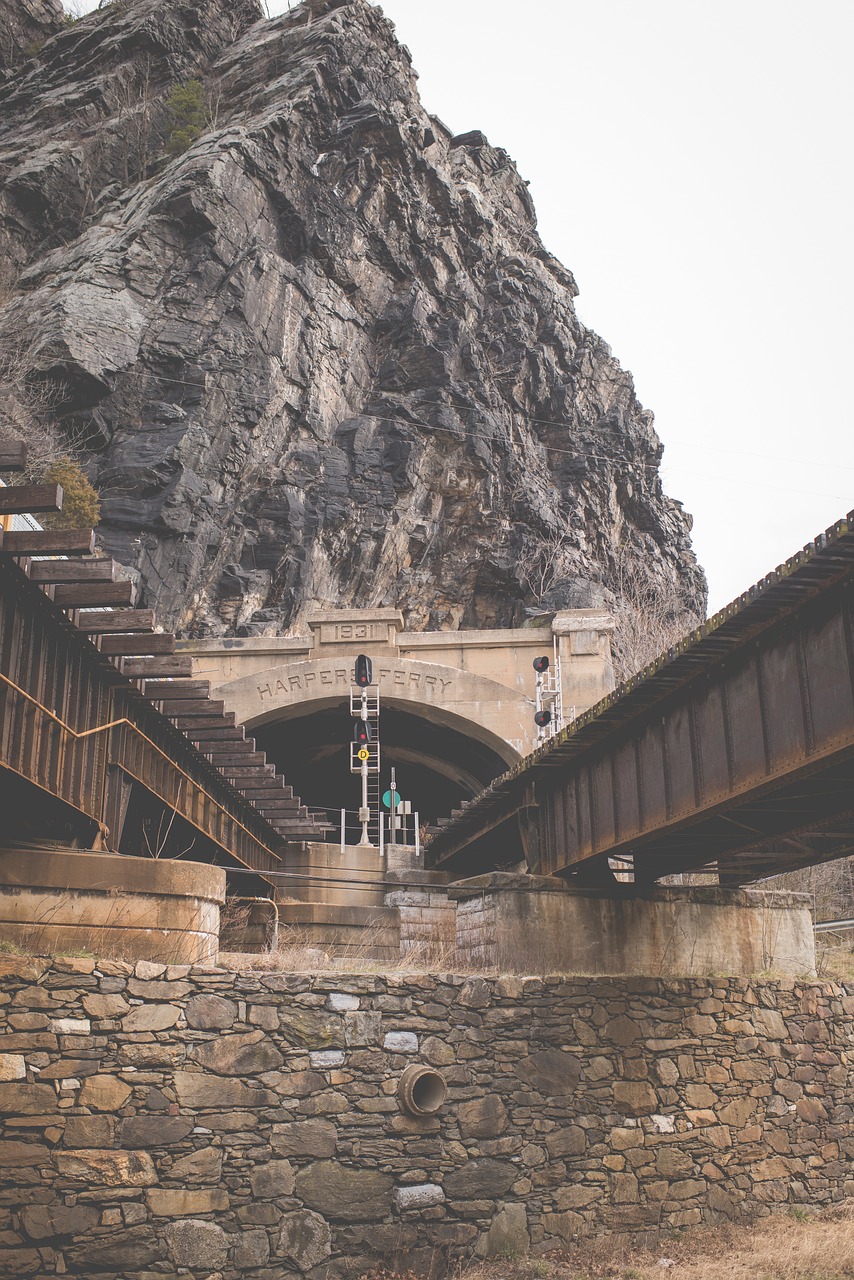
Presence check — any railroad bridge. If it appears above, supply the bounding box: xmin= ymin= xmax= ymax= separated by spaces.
xmin=428 ymin=510 xmax=854 ymax=888
xmin=0 ymin=441 xmax=852 ymax=963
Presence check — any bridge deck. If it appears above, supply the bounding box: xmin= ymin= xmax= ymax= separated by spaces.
xmin=428 ymin=511 xmax=854 ymax=885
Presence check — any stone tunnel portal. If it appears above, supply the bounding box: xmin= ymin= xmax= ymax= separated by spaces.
xmin=253 ymin=700 xmax=514 ymax=828
xmin=179 ymin=606 xmax=616 ymax=840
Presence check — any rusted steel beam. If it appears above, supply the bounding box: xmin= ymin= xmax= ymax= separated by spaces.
xmin=0 ymin=550 xmax=293 ymax=880
xmin=0 ymin=529 xmax=96 ymax=556
xmin=0 ymin=483 xmax=62 ymax=515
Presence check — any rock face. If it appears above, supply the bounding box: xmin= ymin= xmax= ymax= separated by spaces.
xmin=0 ymin=0 xmax=64 ymax=74
xmin=0 ymin=0 xmax=706 ymax=635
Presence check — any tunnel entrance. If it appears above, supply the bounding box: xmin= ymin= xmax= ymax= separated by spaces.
xmin=253 ymin=702 xmax=511 ymax=830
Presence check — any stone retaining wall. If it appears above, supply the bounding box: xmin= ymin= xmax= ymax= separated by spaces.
xmin=0 ymin=957 xmax=852 ymax=1279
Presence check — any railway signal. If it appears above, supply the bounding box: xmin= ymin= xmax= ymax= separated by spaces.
xmin=533 ymin=651 xmax=562 ymax=744
xmin=350 ymin=655 xmax=379 ymax=846
xmin=354 ymin=654 xmax=373 ymax=687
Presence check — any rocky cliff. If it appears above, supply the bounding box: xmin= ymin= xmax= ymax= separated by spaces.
xmin=0 ymin=0 xmax=706 ymax=635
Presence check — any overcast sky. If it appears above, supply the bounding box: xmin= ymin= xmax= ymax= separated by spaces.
xmin=70 ymin=0 xmax=854 ymax=614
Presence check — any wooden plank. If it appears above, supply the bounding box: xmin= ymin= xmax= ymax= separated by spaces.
xmin=54 ymin=580 xmax=135 ymax=608
xmin=163 ymin=699 xmax=224 ymax=717
xmin=122 ymin=656 xmax=193 ymax=678
xmin=0 ymin=483 xmax=62 ymax=515
xmin=29 ymin=559 xmax=118 ymax=585
xmin=240 ymin=786 xmax=289 ymax=801
xmin=223 ymin=765 xmax=276 ymax=779
xmin=173 ymin=713 xmax=236 ymax=731
xmin=205 ymin=752 xmax=268 ymax=768
xmin=0 ymin=441 xmax=28 ymax=471
xmin=204 ymin=739 xmax=260 ymax=754
xmin=142 ymin=680 xmax=211 ymax=700
xmin=188 ymin=727 xmax=246 ymax=742
xmin=98 ymin=633 xmax=176 ymax=656
xmin=75 ymin=610 xmax=156 ymax=634
xmin=0 ymin=528 xmax=96 ymax=556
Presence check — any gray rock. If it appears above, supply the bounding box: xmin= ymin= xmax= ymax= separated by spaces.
xmin=476 ymin=1203 xmax=530 ymax=1258
xmin=233 ymin=1226 xmax=271 ymax=1269
xmin=185 ymin=993 xmax=238 ymax=1030
xmin=0 ymin=0 xmax=704 ymax=639
xmin=395 ymin=1183 xmax=445 ymax=1211
xmin=457 ymin=1095 xmax=508 ymax=1139
xmin=121 ymin=1116 xmax=194 ymax=1148
xmin=271 ymin=1118 xmax=338 ymax=1159
xmin=514 ymin=1049 xmax=581 ymax=1096
xmin=20 ymin=1203 xmax=99 ymax=1240
xmin=191 ymin=1030 xmax=283 ymax=1075
xmin=444 ymin=1159 xmax=516 ymax=1200
xmin=169 ymin=1146 xmax=223 ymax=1182
xmin=165 ymin=1219 xmax=230 ymax=1269
xmin=277 ymin=1209 xmax=332 ymax=1271
xmin=250 ymin=1159 xmax=296 ymax=1198
xmin=295 ymin=1160 xmax=394 ymax=1222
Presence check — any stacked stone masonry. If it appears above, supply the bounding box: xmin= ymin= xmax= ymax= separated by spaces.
xmin=0 ymin=956 xmax=852 ymax=1278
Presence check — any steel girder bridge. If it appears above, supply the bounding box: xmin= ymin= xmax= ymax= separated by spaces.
xmin=428 ymin=511 xmax=854 ymax=887
xmin=0 ymin=463 xmax=329 ymax=884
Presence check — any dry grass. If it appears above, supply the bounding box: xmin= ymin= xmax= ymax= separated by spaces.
xmin=450 ymin=1202 xmax=854 ymax=1280
xmin=219 ymin=922 xmax=464 ymax=976
xmin=358 ymin=1204 xmax=854 ymax=1280
xmin=816 ymin=943 xmax=854 ymax=983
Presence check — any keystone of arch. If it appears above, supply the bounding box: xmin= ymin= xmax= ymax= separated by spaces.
xmin=213 ymin=657 xmax=532 ymax=764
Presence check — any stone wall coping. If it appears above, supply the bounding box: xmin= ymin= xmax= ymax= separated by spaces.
xmin=306 ymin=608 xmax=405 ymax=628
xmin=177 ymin=636 xmax=312 ymax=655
xmin=398 ymin=629 xmax=557 ymax=649
xmin=0 ymin=846 xmax=227 ymax=902
xmin=0 ymin=955 xmax=847 ymax=994
xmin=446 ymin=872 xmax=814 ymax=910
xmin=552 ymin=609 xmax=616 ymax=633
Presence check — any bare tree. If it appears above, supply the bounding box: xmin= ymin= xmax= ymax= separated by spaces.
xmin=607 ymin=545 xmax=703 ymax=686
xmin=522 ymin=528 xmax=575 ymax=603
xmin=109 ymin=57 xmax=154 ymax=185
xmin=0 ymin=331 xmax=72 ymax=479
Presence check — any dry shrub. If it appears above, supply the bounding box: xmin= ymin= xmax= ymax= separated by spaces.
xmin=0 ymin=325 xmax=78 ymax=481
xmin=40 ymin=458 xmax=100 ymax=528
xmin=219 ymin=921 xmax=464 ymax=976
xmin=770 ymin=855 xmax=854 ymax=923
xmin=608 ymin=546 xmax=703 ymax=686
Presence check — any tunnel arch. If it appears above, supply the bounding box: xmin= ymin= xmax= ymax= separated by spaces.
xmin=214 ymin=658 xmax=529 ymax=824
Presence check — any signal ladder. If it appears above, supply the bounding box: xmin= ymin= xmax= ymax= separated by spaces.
xmin=350 ymin=682 xmax=380 ymax=846
xmin=534 ymin=640 xmax=566 ymax=746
